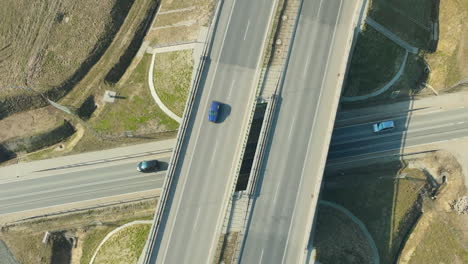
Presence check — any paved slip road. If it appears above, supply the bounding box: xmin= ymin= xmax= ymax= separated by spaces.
xmin=329 ymin=106 xmax=468 ymax=160
xmin=147 ymin=0 xmax=275 ymax=263
xmin=240 ymin=0 xmax=361 ymax=263
xmin=0 ymin=158 xmax=169 ymax=216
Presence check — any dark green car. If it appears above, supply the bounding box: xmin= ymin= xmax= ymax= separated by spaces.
xmin=137 ymin=160 xmax=159 ymax=172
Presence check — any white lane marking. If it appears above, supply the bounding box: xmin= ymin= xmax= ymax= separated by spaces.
xmin=192 ymin=207 xmax=202 ymax=230
xmin=160 ymin=0 xmax=238 ymax=259
xmin=244 ymin=20 xmax=251 ymax=40
xmin=209 ymin=141 xmax=220 ymax=164
xmin=287 ymin=116 xmax=297 ymax=140
xmin=272 ymin=183 xmax=280 ymax=203
xmin=457 ymin=121 xmax=464 ymax=125
xmin=259 ymin=249 xmax=264 ymax=264
xmin=227 ymin=79 xmax=236 ymax=99
xmin=303 ymin=55 xmax=311 ymax=78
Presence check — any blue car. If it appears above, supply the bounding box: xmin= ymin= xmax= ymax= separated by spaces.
xmin=208 ymin=101 xmax=221 ymax=123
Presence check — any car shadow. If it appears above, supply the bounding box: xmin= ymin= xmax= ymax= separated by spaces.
xmin=217 ymin=103 xmax=231 ymax=123
xmin=157 ymin=161 xmax=169 ymax=171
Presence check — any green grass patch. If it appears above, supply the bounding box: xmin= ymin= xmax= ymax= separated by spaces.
xmin=343 ymin=26 xmax=406 ymax=97
xmin=93 ymin=53 xmax=179 ymax=134
xmin=322 ymin=161 xmax=427 ymax=263
xmin=369 ymin=0 xmax=433 ymax=49
xmin=313 ymin=205 xmax=374 ymax=264
xmin=80 ymin=226 xmax=115 ymax=264
xmin=93 ymin=224 xmax=151 ymax=264
xmin=392 ymin=53 xmax=427 ymax=96
xmin=153 ymin=50 xmax=193 ymax=117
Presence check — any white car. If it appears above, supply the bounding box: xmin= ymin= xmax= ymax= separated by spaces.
xmin=373 ymin=120 xmax=395 ymax=133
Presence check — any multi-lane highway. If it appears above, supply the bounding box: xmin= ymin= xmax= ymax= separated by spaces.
xmin=146 ymin=0 xmax=276 ymax=263
xmin=0 ymin=156 xmax=170 ymax=215
xmin=240 ymin=0 xmax=362 ymax=263
xmin=2 ymin=106 xmax=467 ymax=218
xmin=329 ymin=106 xmax=468 ymax=160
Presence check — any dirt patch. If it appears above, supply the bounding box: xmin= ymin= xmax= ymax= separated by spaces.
xmin=0 ymin=106 xmax=62 ymax=142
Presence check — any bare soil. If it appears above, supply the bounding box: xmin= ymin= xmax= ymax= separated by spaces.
xmin=0 ymin=106 xmax=62 ymax=142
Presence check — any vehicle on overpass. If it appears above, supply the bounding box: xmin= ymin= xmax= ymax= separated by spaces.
xmin=208 ymin=101 xmax=221 ymax=123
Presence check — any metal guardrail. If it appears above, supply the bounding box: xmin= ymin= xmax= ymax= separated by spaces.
xmin=141 ymin=1 xmax=224 ymax=263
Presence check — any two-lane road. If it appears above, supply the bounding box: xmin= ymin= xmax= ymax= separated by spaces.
xmin=329 ymin=106 xmax=468 ymax=160
xmin=147 ymin=0 xmax=276 ymax=263
xmin=240 ymin=0 xmax=362 ymax=263
xmin=0 ymin=157 xmax=169 ymax=216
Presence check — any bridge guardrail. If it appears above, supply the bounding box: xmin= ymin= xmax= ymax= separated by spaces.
xmin=141 ymin=1 xmax=224 ymax=262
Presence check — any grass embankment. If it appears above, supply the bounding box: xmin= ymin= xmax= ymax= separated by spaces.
xmin=153 ymin=50 xmax=194 ymax=117
xmin=343 ymin=26 xmax=405 ymax=97
xmin=93 ymin=54 xmax=179 ymax=134
xmin=313 ymin=205 xmax=374 ymax=264
xmin=398 ymin=151 xmax=467 ymax=264
xmin=320 ymin=161 xmax=427 ymax=263
xmin=0 ymin=199 xmax=156 ymax=264
xmin=92 ymin=224 xmax=151 ymax=264
xmin=320 ymin=151 xmax=468 ymax=263
xmin=372 ymin=0 xmax=468 ymax=90
xmin=424 ymin=0 xmax=468 ymax=89
xmin=404 ymin=213 xmax=467 ymax=264
xmin=343 ymin=0 xmax=468 ymax=107
xmin=369 ymin=0 xmax=468 ymax=91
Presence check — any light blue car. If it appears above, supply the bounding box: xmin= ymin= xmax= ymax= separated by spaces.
xmin=373 ymin=120 xmax=395 ymax=133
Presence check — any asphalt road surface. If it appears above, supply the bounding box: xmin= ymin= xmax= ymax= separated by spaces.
xmin=0 ymin=159 xmax=168 ymax=215
xmin=329 ymin=106 xmax=468 ymax=160
xmin=147 ymin=0 xmax=275 ymax=263
xmin=240 ymin=0 xmax=361 ymax=263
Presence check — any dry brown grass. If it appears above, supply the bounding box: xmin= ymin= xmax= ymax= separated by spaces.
xmin=0 ymin=106 xmax=62 ymax=142
xmin=425 ymin=0 xmax=468 ymax=89
xmin=398 ymin=151 xmax=468 ymax=263
xmin=146 ymin=0 xmax=214 ymax=46
xmin=0 ymin=0 xmax=131 ymax=97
